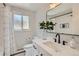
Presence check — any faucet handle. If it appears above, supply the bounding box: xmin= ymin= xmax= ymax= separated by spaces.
xmin=62 ymin=41 xmax=68 ymax=45
xmin=53 ymin=38 xmax=57 ymax=42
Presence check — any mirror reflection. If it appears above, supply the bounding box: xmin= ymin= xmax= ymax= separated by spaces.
xmin=46 ymin=3 xmax=79 ymax=35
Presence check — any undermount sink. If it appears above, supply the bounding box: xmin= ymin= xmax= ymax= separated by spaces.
xmin=43 ymin=41 xmax=63 ymax=52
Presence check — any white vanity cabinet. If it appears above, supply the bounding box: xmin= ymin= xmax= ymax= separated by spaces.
xmin=32 ymin=42 xmax=40 ymax=56
xmin=33 ymin=41 xmax=50 ymax=56
xmin=38 ymin=46 xmax=52 ymax=56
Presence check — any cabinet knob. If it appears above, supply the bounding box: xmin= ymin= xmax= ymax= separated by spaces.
xmin=33 ymin=45 xmax=37 ymax=49
xmin=40 ymin=53 xmax=43 ymax=56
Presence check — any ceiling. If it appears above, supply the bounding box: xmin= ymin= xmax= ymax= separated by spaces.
xmin=7 ymin=3 xmax=49 ymax=12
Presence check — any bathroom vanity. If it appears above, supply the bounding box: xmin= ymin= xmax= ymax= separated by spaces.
xmin=33 ymin=38 xmax=79 ymax=56
xmin=24 ymin=3 xmax=79 ymax=56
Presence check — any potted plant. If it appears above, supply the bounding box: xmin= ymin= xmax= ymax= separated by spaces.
xmin=40 ymin=21 xmax=56 ymax=31
xmin=40 ymin=21 xmax=45 ymax=29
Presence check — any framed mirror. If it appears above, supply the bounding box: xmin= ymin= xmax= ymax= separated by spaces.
xmin=46 ymin=3 xmax=79 ymax=35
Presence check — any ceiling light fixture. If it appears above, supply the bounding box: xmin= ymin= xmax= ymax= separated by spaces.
xmin=49 ymin=3 xmax=60 ymax=9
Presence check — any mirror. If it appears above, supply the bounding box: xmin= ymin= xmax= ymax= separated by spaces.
xmin=46 ymin=3 xmax=79 ymax=35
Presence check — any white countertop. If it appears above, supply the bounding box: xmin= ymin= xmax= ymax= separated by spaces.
xmin=33 ymin=39 xmax=79 ymax=56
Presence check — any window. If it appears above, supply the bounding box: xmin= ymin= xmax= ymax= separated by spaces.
xmin=14 ymin=14 xmax=29 ymax=31
xmin=23 ymin=16 xmax=29 ymax=29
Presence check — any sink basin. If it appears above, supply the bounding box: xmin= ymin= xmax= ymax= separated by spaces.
xmin=43 ymin=41 xmax=62 ymax=52
xmin=43 ymin=41 xmax=56 ymax=48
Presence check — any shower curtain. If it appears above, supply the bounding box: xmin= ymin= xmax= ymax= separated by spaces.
xmin=0 ymin=5 xmax=16 ymax=56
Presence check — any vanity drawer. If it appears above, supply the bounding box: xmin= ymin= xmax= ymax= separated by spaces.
xmin=33 ymin=42 xmax=41 ymax=53
xmin=33 ymin=42 xmax=39 ymax=50
xmin=33 ymin=42 xmax=51 ymax=56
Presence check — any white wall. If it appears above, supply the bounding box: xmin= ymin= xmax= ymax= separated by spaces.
xmin=35 ymin=5 xmax=49 ymax=38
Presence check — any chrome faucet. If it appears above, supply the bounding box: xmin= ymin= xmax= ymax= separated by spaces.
xmin=54 ymin=33 xmax=60 ymax=44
